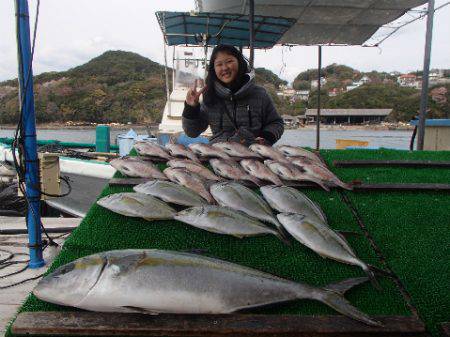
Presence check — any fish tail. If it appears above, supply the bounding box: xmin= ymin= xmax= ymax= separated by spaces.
xmin=363 ymin=264 xmax=383 ymax=292
xmin=316 ymin=278 xmax=382 ymax=326
xmin=275 ymin=227 xmax=291 ymax=246
xmin=334 ymin=179 xmax=353 ymax=190
xmin=309 ymin=177 xmax=330 ymax=191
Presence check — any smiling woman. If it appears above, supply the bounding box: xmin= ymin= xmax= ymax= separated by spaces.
xmin=182 ymin=45 xmax=284 ymax=146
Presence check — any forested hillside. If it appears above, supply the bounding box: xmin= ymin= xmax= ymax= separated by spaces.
xmin=0 ymin=51 xmax=290 ymax=124
xmin=0 ymin=52 xmax=448 ymax=124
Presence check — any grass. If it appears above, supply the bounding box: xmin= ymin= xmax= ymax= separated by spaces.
xmin=6 ymin=148 xmax=450 ymax=336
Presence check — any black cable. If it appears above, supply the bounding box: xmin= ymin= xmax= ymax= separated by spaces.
xmin=410 ymin=125 xmax=417 ymax=151
xmin=0 ymin=273 xmax=44 ymax=290
xmin=12 ymin=0 xmax=62 ymax=250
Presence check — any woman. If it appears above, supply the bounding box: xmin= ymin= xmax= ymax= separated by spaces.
xmin=182 ymin=45 xmax=284 ymax=146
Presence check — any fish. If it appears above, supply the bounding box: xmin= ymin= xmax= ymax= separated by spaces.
xmin=210 ymin=181 xmax=282 ymax=230
xmin=96 ymin=192 xmax=175 ymax=221
xmin=167 ymin=159 xmax=222 ymax=181
xmin=33 ymin=249 xmax=380 ymax=326
xmin=165 ymin=143 xmax=200 ymax=163
xmin=174 ymin=206 xmax=283 ymax=240
xmin=110 ymin=157 xmax=167 ymax=180
xmin=277 ymin=213 xmax=378 ymax=289
xmin=289 ymin=155 xmax=327 ymax=168
xmin=212 ymin=142 xmax=262 ymax=159
xmin=277 ymin=145 xmax=323 ymax=163
xmin=260 ymin=185 xmax=327 ymax=224
xmin=264 ymin=160 xmax=330 ymax=191
xmin=134 ymin=141 xmax=172 ymax=160
xmin=163 ymin=167 xmax=215 ymax=204
xmin=249 ymin=144 xmax=289 ymax=163
xmin=291 ymin=162 xmax=352 ymax=190
xmin=188 ymin=143 xmax=231 ymax=160
xmin=133 ymin=180 xmax=208 ymax=207
xmin=240 ymin=159 xmax=283 ymax=186
xmin=209 ymin=159 xmax=261 ymax=186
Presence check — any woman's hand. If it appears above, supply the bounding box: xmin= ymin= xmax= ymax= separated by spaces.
xmin=186 ymin=79 xmax=207 ymax=107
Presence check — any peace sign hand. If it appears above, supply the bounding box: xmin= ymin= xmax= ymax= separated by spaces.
xmin=186 ymin=79 xmax=207 ymax=107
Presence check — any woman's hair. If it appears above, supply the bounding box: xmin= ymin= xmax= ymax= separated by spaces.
xmin=203 ymin=45 xmax=249 ymax=106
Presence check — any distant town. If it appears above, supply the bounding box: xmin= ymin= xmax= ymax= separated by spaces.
xmin=274 ymin=67 xmax=450 ymax=127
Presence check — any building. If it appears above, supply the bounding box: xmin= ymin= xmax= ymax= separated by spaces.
xmin=328 ymin=88 xmax=344 ymax=97
xmin=398 ymin=74 xmax=418 ymax=87
xmin=311 ymin=77 xmax=327 ymax=89
xmin=305 ymin=109 xmax=392 ymax=124
xmin=281 ymin=114 xmax=299 ymax=127
xmin=296 ymin=90 xmax=310 ymax=101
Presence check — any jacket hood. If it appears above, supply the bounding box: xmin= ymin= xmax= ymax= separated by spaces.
xmin=214 ymin=70 xmax=255 ymax=100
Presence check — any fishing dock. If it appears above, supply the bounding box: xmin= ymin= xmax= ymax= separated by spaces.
xmin=5 ymin=148 xmax=450 ymax=336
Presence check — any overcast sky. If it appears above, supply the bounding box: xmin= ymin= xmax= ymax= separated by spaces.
xmin=1 ymin=0 xmax=449 ymax=84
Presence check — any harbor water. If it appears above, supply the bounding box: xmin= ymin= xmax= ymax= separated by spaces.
xmin=0 ymin=128 xmax=414 ymax=150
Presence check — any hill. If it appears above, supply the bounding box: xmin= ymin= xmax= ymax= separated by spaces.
xmin=308 ymin=83 xmax=449 ymax=121
xmin=0 ymin=51 xmax=290 ymax=125
xmin=0 ymin=51 xmax=168 ymax=124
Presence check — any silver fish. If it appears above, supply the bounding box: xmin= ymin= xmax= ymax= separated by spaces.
xmin=174 ymin=206 xmax=282 ymax=240
xmin=33 ymin=249 xmax=379 ymax=326
xmin=260 ymin=185 xmax=327 ymax=223
xmin=96 ymin=192 xmax=175 ymax=220
xmin=165 ymin=143 xmax=200 ymax=163
xmin=209 ymin=159 xmax=261 ymax=186
xmin=249 ymin=144 xmax=289 ymax=163
xmin=265 ymin=160 xmax=330 ymax=191
xmin=163 ymin=167 xmax=215 ymax=204
xmin=290 ymin=156 xmax=327 ymax=168
xmin=110 ymin=157 xmax=167 ymax=180
xmin=167 ymin=159 xmax=222 ymax=181
xmin=210 ymin=181 xmax=281 ymax=229
xmin=134 ymin=141 xmax=172 ymax=160
xmin=240 ymin=159 xmax=283 ymax=186
xmin=133 ymin=180 xmax=208 ymax=207
xmin=292 ymin=162 xmax=352 ymax=190
xmin=188 ymin=143 xmax=231 ymax=160
xmin=212 ymin=142 xmax=262 ymax=159
xmin=277 ymin=213 xmax=377 ymax=287
xmin=277 ymin=145 xmax=323 ymax=163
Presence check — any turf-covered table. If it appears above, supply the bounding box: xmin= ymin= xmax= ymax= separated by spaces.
xmin=7 ymin=149 xmax=450 ymax=336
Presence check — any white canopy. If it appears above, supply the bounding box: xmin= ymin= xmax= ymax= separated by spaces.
xmin=195 ymin=0 xmax=428 ymax=45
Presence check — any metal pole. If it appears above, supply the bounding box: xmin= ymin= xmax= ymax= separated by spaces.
xmin=417 ymin=0 xmax=435 ymax=150
xmin=162 ymin=41 xmax=171 ymax=117
xmin=249 ymin=0 xmax=255 ymax=69
xmin=15 ymin=0 xmax=44 ymax=268
xmin=316 ymin=46 xmax=322 ymax=151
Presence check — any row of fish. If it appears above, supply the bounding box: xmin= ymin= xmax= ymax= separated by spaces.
xmin=97 ymin=181 xmax=377 ymax=288
xmin=32 ymin=142 xmax=376 ymax=325
xmin=111 ymin=141 xmax=351 ymax=190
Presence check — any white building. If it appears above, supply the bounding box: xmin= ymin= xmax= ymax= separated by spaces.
xmin=311 ymin=77 xmax=327 ymax=89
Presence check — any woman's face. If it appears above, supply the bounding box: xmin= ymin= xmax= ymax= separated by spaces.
xmin=213 ymin=51 xmax=239 ymax=84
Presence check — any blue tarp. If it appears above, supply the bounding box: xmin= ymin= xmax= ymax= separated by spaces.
xmin=155 ymin=11 xmax=296 ymax=48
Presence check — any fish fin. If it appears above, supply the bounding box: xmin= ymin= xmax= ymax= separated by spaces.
xmin=275 ymin=228 xmax=291 ymax=246
xmin=336 ymin=230 xmax=362 ymax=239
xmin=120 ymin=306 xmax=160 ymax=315
xmin=183 ymin=248 xmax=209 ymax=255
xmin=367 ymin=264 xmax=394 ymax=278
xmin=362 ymin=265 xmax=383 ymax=292
xmin=318 ymin=284 xmax=382 ymax=326
xmin=324 ymin=277 xmax=369 ymax=295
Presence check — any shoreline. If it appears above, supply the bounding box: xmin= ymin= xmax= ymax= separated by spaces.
xmin=0 ymin=122 xmax=415 ymax=131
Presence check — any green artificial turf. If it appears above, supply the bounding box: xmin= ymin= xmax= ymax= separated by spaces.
xmin=7 ymin=148 xmax=450 ymax=336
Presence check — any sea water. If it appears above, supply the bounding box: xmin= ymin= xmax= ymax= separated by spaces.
xmin=0 ymin=128 xmax=414 ymax=150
